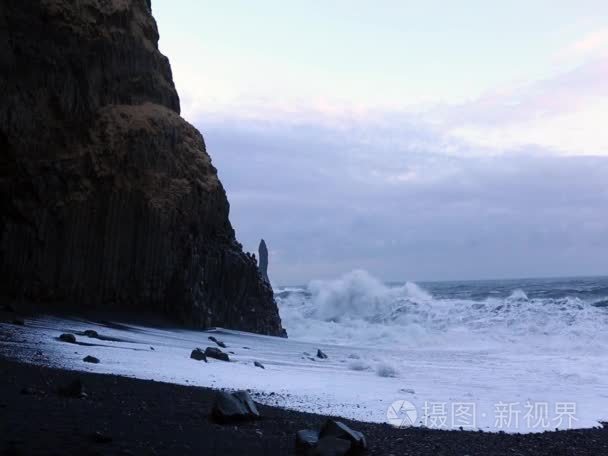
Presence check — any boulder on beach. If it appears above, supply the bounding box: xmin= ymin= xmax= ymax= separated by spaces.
xmin=313 ymin=436 xmax=352 ymax=456
xmin=83 ymin=330 xmax=99 ymax=338
xmin=21 ymin=387 xmax=44 ymax=396
xmin=211 ymin=390 xmax=260 ymax=423
xmin=89 ymin=431 xmax=112 ymax=444
xmin=83 ymin=355 xmax=100 ymax=364
xmin=57 ymin=379 xmax=85 ymax=398
xmin=190 ymin=348 xmax=207 ymax=362
xmin=59 ymin=333 xmax=76 ymax=344
xmin=254 ymin=361 xmax=265 ymax=369
xmin=316 ymin=349 xmax=328 ymax=359
xmin=296 ymin=420 xmax=367 ymax=455
xmin=295 ymin=429 xmax=319 ymax=450
xmin=205 ymin=347 xmax=230 ymax=362
xmin=1 ymin=303 xmax=15 ymax=313
xmin=320 ymin=419 xmax=367 ymax=452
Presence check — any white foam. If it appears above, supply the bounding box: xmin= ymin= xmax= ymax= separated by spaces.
xmin=277 ymin=270 xmax=608 ymax=353
xmin=2 ymin=315 xmax=608 ymax=433
xmin=2 ymin=272 xmax=608 ymax=433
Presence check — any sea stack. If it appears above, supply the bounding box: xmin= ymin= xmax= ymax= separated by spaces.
xmin=258 ymin=239 xmax=269 ymax=283
xmin=0 ymin=0 xmax=285 ymax=337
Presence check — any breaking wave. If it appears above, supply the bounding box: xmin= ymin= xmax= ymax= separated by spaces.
xmin=276 ymin=270 xmax=608 ymax=351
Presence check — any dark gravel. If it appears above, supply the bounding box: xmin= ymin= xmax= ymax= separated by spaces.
xmin=1 ymin=357 xmax=608 ymax=455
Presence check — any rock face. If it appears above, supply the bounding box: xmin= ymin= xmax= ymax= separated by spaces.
xmin=0 ymin=0 xmax=285 ymax=336
xmin=258 ymin=239 xmax=269 ymax=283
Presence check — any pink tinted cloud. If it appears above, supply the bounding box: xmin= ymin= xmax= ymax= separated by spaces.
xmin=557 ymin=28 xmax=608 ymax=60
xmin=434 ymin=57 xmax=608 ymax=127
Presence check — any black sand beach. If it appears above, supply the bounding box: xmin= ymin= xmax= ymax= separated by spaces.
xmin=1 ymin=356 xmax=607 ymax=455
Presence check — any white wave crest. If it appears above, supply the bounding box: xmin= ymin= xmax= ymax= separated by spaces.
xmin=276 ymin=270 xmax=608 ymax=352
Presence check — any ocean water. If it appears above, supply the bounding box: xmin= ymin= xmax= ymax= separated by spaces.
xmin=3 ymin=271 xmax=608 ymax=432
xmin=276 ymin=271 xmax=608 ymax=352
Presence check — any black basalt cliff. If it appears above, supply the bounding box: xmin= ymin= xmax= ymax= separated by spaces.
xmin=0 ymin=0 xmax=285 ymax=336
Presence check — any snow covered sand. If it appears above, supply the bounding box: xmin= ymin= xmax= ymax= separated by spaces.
xmin=2 ymin=308 xmax=608 ymax=433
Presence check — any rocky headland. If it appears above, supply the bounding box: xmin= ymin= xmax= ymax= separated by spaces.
xmin=0 ymin=0 xmax=284 ymax=336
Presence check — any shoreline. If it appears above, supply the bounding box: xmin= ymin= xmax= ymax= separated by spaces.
xmin=2 ymin=357 xmax=608 ymax=455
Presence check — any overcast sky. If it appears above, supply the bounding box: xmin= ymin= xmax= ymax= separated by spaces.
xmin=153 ymin=1 xmax=608 ymax=284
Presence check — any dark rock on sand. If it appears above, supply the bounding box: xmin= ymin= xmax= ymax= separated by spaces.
xmin=295 ymin=429 xmax=319 ymax=450
xmin=254 ymin=361 xmax=265 ymax=369
xmin=20 ymin=387 xmax=44 ymax=396
xmin=316 ymin=349 xmax=328 ymax=359
xmin=89 ymin=431 xmax=112 ymax=444
xmin=83 ymin=330 xmax=99 ymax=338
xmin=258 ymin=239 xmax=270 ymax=283
xmin=205 ymin=347 xmax=230 ymax=362
xmin=211 ymin=390 xmax=260 ymax=423
xmin=190 ymin=348 xmax=207 ymax=362
xmin=313 ymin=436 xmax=352 ymax=456
xmin=296 ymin=420 xmax=366 ymax=455
xmin=319 ymin=420 xmax=367 ymax=453
xmin=1 ymin=303 xmax=15 ymax=312
xmin=208 ymin=336 xmax=227 ymax=348
xmin=0 ymin=0 xmax=285 ymax=338
xmin=57 ymin=379 xmax=85 ymax=398
xmin=83 ymin=356 xmax=100 ymax=364
xmin=58 ymin=333 xmax=76 ymax=344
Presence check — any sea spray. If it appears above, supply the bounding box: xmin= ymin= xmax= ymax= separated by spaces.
xmin=276 ymin=271 xmax=608 ymax=352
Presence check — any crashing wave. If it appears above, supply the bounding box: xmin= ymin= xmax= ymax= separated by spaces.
xmin=276 ymin=270 xmax=608 ymax=351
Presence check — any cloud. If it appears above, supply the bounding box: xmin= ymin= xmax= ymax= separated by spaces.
xmin=555 ymin=28 xmax=608 ymax=61
xmin=177 ymin=53 xmax=608 ymax=156
xmin=431 ymin=58 xmax=608 ymax=154
xmin=200 ymin=115 xmax=608 ymax=284
xmin=170 ymin=29 xmax=608 ymax=284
